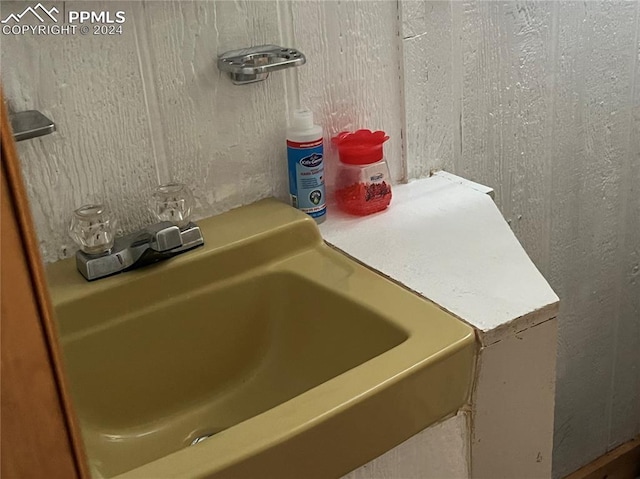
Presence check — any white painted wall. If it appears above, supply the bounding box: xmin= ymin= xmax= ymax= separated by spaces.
xmin=3 ymin=0 xmax=639 ymax=477
xmin=0 ymin=0 xmax=403 ymax=263
xmin=402 ymin=1 xmax=640 ymax=477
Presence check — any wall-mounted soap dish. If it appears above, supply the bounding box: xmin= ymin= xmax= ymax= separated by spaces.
xmin=217 ymin=45 xmax=306 ymax=85
xmin=10 ymin=110 xmax=56 ymax=141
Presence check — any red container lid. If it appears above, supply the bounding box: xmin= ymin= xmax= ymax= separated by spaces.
xmin=332 ymin=129 xmax=389 ymax=165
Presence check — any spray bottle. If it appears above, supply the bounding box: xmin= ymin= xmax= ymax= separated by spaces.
xmin=286 ymin=108 xmax=326 ymax=224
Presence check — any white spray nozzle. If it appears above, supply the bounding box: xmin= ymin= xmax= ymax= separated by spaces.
xmin=291 ymin=108 xmax=314 ymax=130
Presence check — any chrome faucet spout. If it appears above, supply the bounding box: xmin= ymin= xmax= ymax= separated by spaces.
xmin=145 ymin=222 xmax=183 ymax=252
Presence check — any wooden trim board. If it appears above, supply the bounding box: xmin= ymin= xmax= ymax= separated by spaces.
xmin=1 ymin=90 xmax=89 ymax=477
xmin=564 ymin=435 xmax=640 ymax=479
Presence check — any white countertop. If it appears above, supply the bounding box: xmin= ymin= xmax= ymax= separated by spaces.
xmin=320 ymin=172 xmax=559 ymax=346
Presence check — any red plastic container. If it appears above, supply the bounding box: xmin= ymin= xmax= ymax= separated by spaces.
xmin=332 ymin=129 xmax=392 ymax=216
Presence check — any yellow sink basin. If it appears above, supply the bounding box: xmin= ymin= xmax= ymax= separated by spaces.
xmin=47 ymin=199 xmax=476 ymax=479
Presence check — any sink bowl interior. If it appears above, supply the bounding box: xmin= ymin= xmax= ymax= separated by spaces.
xmin=48 ymin=199 xmax=475 ymax=479
xmin=59 ymin=271 xmax=407 ymax=477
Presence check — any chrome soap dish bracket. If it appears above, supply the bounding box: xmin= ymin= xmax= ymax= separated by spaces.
xmin=9 ymin=110 xmax=56 ymax=141
xmin=217 ymin=44 xmax=306 ymax=85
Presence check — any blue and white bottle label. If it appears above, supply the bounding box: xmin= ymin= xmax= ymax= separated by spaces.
xmin=287 ymin=138 xmax=326 ymax=219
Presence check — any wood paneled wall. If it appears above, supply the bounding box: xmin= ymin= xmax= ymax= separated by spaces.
xmin=402 ymin=1 xmax=640 ymax=476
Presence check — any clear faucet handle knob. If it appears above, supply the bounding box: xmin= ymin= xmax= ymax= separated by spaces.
xmin=149 ymin=183 xmax=194 ymax=228
xmin=69 ymin=204 xmax=117 ymax=255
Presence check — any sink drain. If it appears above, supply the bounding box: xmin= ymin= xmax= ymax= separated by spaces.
xmin=188 ymin=427 xmax=225 ymax=447
xmin=190 ymin=433 xmax=215 ymax=446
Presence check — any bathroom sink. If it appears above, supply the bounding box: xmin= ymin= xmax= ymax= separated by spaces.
xmin=47 ymin=199 xmax=476 ymax=479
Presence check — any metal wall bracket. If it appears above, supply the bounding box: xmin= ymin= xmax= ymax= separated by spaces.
xmin=217 ymin=45 xmax=306 ymax=85
xmin=10 ymin=110 xmax=56 ymax=141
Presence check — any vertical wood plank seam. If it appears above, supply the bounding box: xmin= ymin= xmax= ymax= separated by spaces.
xmin=211 ymin=2 xmax=221 ymax=111
xmin=606 ymin=0 xmax=640 ymax=450
xmin=396 ymin=0 xmax=408 ymax=182
xmin=451 ymin=0 xmax=463 ymax=171
xmin=132 ymin=1 xmax=169 ymax=185
xmin=495 ymin=2 xmax=510 ymax=219
xmin=276 ymin=0 xmax=291 ymax=118
xmin=572 ymin=11 xmax=598 ymax=460
xmin=543 ymin=1 xmax=561 ymax=274
xmin=277 ymin=0 xmax=300 ymax=119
